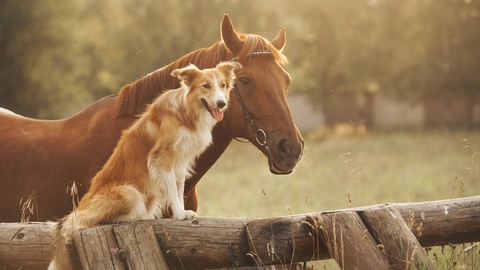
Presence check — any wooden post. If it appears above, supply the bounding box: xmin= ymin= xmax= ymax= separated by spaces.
xmin=361 ymin=207 xmax=436 ymax=270
xmin=73 ymin=225 xmax=124 ymax=269
xmin=113 ymin=223 xmax=169 ymax=270
xmin=317 ymin=211 xmax=390 ymax=270
xmin=73 ymin=223 xmax=169 ymax=270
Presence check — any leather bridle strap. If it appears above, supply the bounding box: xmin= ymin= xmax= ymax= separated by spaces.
xmin=223 ymin=52 xmax=277 ymax=170
xmin=227 ymin=82 xmax=267 ymax=147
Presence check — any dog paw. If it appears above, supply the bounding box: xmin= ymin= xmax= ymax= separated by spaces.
xmin=173 ymin=210 xmax=196 ymax=220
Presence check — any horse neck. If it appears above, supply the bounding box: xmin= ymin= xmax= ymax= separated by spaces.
xmin=113 ymin=42 xmax=231 ymax=117
xmin=63 ymin=95 xmax=133 ymax=150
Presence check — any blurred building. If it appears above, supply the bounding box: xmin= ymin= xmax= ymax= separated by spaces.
xmin=288 ymin=92 xmax=480 ymax=131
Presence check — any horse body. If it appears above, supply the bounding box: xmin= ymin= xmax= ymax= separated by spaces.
xmin=0 ymin=15 xmax=304 ymax=222
xmin=0 ymin=97 xmax=133 ymax=221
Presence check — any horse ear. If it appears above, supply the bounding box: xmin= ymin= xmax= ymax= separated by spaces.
xmin=217 ymin=61 xmax=242 ymax=81
xmin=271 ymin=28 xmax=286 ymax=52
xmin=221 ymin=14 xmax=243 ymax=54
xmin=171 ymin=64 xmax=200 ymax=86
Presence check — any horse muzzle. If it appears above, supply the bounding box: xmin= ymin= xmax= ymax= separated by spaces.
xmin=267 ymin=137 xmax=305 ymax=175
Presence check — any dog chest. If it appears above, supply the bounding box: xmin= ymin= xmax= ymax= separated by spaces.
xmin=174 ymin=127 xmax=212 ymax=156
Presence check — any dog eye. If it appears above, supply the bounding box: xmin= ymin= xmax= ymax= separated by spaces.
xmin=203 ymin=83 xmax=211 ymax=89
xmin=221 ymin=82 xmax=226 ymax=88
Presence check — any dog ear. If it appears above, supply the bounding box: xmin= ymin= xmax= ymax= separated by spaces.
xmin=171 ymin=64 xmax=201 ymax=86
xmin=216 ymin=61 xmax=242 ymax=82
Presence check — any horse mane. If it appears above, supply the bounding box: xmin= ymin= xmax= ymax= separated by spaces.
xmin=113 ymin=33 xmax=288 ymax=117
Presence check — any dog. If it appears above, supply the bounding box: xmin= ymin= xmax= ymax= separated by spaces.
xmin=48 ymin=61 xmax=242 ymax=270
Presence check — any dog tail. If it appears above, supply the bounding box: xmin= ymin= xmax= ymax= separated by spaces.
xmin=48 ymin=217 xmax=79 ymax=270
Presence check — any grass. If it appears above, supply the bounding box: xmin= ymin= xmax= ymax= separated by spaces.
xmin=19 ymin=129 xmax=477 ymax=269
xmin=197 ymin=130 xmax=480 ymax=217
xmin=196 ymin=129 xmax=480 ymax=269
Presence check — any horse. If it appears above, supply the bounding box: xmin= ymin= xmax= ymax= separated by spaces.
xmin=0 ymin=15 xmax=304 ymax=222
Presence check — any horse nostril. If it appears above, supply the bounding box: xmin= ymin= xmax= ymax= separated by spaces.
xmin=217 ymin=100 xmax=226 ymax=109
xmin=277 ymin=138 xmax=291 ymax=157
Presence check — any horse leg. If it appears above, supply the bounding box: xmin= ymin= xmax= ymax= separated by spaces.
xmin=184 ymin=187 xmax=198 ymax=212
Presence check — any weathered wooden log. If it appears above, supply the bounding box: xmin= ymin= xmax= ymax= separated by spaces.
xmin=1 ymin=196 xmax=480 ymax=269
xmin=0 ymin=222 xmax=52 ymax=269
xmin=244 ymin=214 xmax=327 ymax=266
xmin=361 ymin=207 xmax=435 ymax=270
xmin=245 ymin=211 xmax=392 ymax=269
xmin=149 ymin=217 xmax=252 ymax=269
xmin=113 ymin=223 xmax=169 ymax=270
xmin=318 ymin=195 xmax=480 ymax=246
xmin=315 ymin=211 xmax=390 ymax=269
xmin=72 ymin=224 xmax=124 ymax=269
xmin=386 ymin=196 xmax=480 ymax=246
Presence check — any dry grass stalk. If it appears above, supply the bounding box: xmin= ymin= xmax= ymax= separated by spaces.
xmin=338 ymin=152 xmax=377 ymax=203
xmin=452 ymin=176 xmax=466 ymax=198
xmin=161 ymin=227 xmax=186 ymax=270
xmin=463 ymin=139 xmax=479 ymax=179
xmin=66 ymin=181 xmax=80 ymax=213
xmin=19 ymin=190 xmax=39 ymax=223
xmin=303 ymin=214 xmax=324 ymax=263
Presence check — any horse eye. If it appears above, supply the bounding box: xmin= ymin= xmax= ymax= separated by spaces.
xmin=203 ymin=83 xmax=211 ymax=89
xmin=238 ymin=77 xmax=250 ymax=86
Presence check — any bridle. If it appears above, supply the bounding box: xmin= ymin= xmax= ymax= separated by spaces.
xmin=226 ymin=79 xmax=290 ymax=173
xmin=224 ymin=52 xmax=271 ymax=147
xmin=229 ymin=82 xmax=268 ymax=146
xmin=223 ymin=51 xmax=292 ymax=173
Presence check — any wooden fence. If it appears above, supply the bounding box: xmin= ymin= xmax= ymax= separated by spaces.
xmin=1 ymin=195 xmax=480 ymax=269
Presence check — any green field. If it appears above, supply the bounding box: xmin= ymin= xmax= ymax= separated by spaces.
xmin=196 ymin=130 xmax=480 ymax=269
xmin=197 ymin=130 xmax=480 ymax=218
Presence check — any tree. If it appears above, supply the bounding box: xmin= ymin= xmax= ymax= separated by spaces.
xmin=1 ymin=0 xmax=479 ymax=125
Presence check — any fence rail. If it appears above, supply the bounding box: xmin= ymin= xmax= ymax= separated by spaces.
xmin=1 ymin=195 xmax=480 ymax=269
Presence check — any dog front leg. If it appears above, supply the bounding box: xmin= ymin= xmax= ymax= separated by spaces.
xmin=162 ymin=169 xmax=196 ymax=220
xmin=149 ymin=148 xmax=195 ymax=220
xmin=175 ymin=170 xmax=187 ymax=209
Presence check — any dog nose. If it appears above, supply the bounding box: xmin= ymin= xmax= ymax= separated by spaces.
xmin=217 ymin=100 xmax=226 ymax=109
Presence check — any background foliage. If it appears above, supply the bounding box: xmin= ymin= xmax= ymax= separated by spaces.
xmin=2 ymin=3 xmax=479 ymax=268
xmin=1 ymin=0 xmax=479 ymax=118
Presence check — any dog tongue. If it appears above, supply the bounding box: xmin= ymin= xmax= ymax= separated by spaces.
xmin=212 ymin=109 xmax=224 ymax=121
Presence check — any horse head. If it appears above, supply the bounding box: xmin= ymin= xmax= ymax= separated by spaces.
xmin=220 ymin=15 xmax=304 ymax=174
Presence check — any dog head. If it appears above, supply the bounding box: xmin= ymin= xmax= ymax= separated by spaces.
xmin=171 ymin=61 xmax=242 ymax=121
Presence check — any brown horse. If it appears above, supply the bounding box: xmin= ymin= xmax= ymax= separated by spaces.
xmin=0 ymin=15 xmax=304 ymax=222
